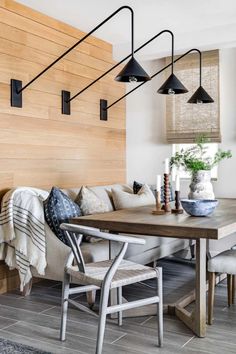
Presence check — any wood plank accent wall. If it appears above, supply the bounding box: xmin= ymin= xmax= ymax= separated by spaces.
xmin=0 ymin=0 xmax=126 ymax=293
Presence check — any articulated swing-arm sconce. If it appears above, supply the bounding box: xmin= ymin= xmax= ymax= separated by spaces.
xmin=63 ymin=29 xmax=174 ymax=118
xmin=11 ymin=6 xmax=150 ymax=108
xmin=101 ymin=48 xmax=214 ymax=114
xmin=63 ymin=29 xmax=187 ymax=119
xmin=187 ymin=49 xmax=214 ymax=103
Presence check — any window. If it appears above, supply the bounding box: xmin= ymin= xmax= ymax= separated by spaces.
xmin=172 ymin=143 xmax=218 ymax=179
xmin=165 ymin=50 xmax=220 ymax=143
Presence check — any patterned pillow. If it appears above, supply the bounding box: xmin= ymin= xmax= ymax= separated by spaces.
xmin=75 ymin=186 xmax=109 ymax=243
xmin=111 ymin=184 xmax=155 ymax=210
xmin=44 ymin=187 xmax=81 ymax=246
xmin=75 ymin=186 xmax=109 ymax=216
xmin=133 ymin=180 xmax=174 ymax=202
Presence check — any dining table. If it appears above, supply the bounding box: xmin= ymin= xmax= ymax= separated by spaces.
xmin=71 ymin=198 xmax=236 ymax=338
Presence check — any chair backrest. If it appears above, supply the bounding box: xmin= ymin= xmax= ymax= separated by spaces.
xmin=60 ymin=223 xmax=146 ymax=276
xmin=60 ymin=223 xmax=146 ymax=245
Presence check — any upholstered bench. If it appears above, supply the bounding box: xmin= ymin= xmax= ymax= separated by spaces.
xmin=31 ymin=184 xmax=190 ymax=287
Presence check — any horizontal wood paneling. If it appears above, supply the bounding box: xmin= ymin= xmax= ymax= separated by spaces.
xmin=0 ymin=0 xmax=126 ymax=293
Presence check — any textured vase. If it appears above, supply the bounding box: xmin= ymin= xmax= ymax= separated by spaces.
xmin=188 ymin=170 xmax=215 ymax=200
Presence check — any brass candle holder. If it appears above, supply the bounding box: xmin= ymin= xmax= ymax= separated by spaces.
xmin=152 ymin=190 xmax=165 ymax=215
xmin=171 ymin=190 xmax=183 ymax=214
xmin=162 ymin=173 xmax=171 ymax=212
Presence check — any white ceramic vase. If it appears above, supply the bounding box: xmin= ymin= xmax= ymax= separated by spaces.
xmin=188 ymin=170 xmax=215 ymax=200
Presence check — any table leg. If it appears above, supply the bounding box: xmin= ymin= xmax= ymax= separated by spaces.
xmin=194 ymin=238 xmax=206 ymax=337
xmin=172 ymin=238 xmax=206 ymax=337
xmin=109 ymin=234 xmax=207 ymax=337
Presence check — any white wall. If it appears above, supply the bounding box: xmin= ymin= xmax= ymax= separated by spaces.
xmin=126 ymin=59 xmax=172 ymax=185
xmin=126 ymin=48 xmax=236 ymax=198
xmin=213 ymin=48 xmax=236 ymax=197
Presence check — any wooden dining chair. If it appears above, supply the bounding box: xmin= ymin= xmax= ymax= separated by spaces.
xmin=208 ymin=249 xmax=236 ymax=325
xmin=59 ymin=223 xmax=163 ymax=354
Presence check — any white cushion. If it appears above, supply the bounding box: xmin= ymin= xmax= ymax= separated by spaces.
xmin=208 ymin=249 xmax=236 ymax=274
xmin=75 ymin=186 xmax=110 ymax=215
xmin=90 ymin=184 xmax=129 ymax=212
xmin=111 ymin=184 xmax=155 ymax=210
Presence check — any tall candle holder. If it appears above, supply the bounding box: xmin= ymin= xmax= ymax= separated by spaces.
xmin=162 ymin=173 xmax=171 ymax=212
xmin=152 ymin=190 xmax=165 ymax=215
xmin=171 ymin=190 xmax=183 ymax=214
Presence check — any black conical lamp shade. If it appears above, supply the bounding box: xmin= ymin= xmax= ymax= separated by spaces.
xmin=115 ymin=57 xmax=151 ymax=83
xmin=187 ymin=85 xmax=214 ymax=104
xmin=157 ymin=73 xmax=188 ymax=95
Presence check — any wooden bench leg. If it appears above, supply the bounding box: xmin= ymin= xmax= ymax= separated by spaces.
xmin=86 ymin=290 xmax=96 ymax=309
xmin=208 ymin=272 xmax=215 ymax=325
xmin=227 ymin=274 xmax=233 ymax=306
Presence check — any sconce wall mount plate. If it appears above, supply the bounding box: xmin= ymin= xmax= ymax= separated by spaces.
xmin=11 ymin=79 xmax=23 ymax=108
xmin=62 ymin=90 xmax=71 ymax=115
xmin=100 ymin=99 xmax=108 ymax=121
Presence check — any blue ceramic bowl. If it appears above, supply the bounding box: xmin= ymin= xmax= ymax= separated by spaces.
xmin=181 ymin=199 xmax=218 ymax=217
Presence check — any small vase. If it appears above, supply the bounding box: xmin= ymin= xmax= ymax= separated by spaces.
xmin=188 ymin=170 xmax=215 ymax=200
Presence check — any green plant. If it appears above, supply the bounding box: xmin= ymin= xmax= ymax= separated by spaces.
xmin=170 ymin=136 xmax=232 ymax=173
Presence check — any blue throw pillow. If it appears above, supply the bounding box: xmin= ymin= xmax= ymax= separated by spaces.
xmin=133 ymin=180 xmax=174 ymax=202
xmin=44 ymin=187 xmax=82 ymax=246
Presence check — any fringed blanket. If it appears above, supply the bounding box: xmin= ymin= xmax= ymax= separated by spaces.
xmin=0 ymin=187 xmax=49 ymax=290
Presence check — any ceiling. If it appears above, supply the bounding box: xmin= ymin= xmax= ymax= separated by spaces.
xmin=17 ymin=0 xmax=236 ymax=60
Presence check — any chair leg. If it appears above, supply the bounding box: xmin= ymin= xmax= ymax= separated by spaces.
xmin=117 ymin=287 xmax=122 ymax=326
xmin=60 ymin=272 xmax=70 ymax=341
xmin=232 ymin=275 xmax=235 ymax=305
xmin=227 ymin=274 xmax=233 ymax=306
xmin=86 ymin=290 xmax=96 ymax=309
xmin=189 ymin=240 xmax=195 ymax=260
xmin=156 ymin=267 xmax=163 ymax=347
xmin=208 ymin=272 xmax=215 ymax=325
xmin=96 ymin=283 xmax=110 ymax=354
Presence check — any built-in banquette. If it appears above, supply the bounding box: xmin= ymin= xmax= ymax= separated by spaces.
xmin=0 ymin=0 xmax=126 ymax=293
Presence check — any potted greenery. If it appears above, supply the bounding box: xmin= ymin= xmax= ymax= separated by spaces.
xmin=170 ymin=137 xmax=232 ymax=199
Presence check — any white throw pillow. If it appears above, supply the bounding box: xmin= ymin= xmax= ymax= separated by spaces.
xmin=75 ymin=186 xmax=109 ymax=216
xmin=111 ymin=184 xmax=155 ymax=210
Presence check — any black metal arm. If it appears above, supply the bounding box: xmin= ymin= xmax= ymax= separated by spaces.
xmin=20 ymin=6 xmax=134 ymax=93
xmin=68 ymin=30 xmax=174 ymax=103
xmin=11 ymin=6 xmax=134 ymax=107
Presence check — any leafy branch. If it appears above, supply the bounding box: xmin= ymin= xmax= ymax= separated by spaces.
xmin=170 ymin=136 xmax=232 ymax=173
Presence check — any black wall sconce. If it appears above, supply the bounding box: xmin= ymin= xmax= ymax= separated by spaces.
xmin=187 ymin=49 xmax=214 ymax=103
xmin=101 ymin=48 xmax=214 ymax=114
xmin=63 ymin=29 xmax=187 ymax=120
xmin=100 ymin=30 xmax=188 ymax=119
xmin=11 ymin=6 xmax=150 ymax=109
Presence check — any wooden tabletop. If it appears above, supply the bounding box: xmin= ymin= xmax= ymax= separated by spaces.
xmin=71 ymin=199 xmax=236 ymax=240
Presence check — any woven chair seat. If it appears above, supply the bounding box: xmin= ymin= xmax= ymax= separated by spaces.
xmin=67 ymin=259 xmax=157 ymax=288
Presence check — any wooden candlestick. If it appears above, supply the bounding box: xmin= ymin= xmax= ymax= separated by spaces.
xmin=152 ymin=190 xmax=165 ymax=215
xmin=171 ymin=190 xmax=183 ymax=214
xmin=162 ymin=173 xmax=171 ymax=212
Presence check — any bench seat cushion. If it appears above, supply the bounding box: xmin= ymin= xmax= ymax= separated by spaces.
xmin=111 ymin=234 xmax=180 ymax=259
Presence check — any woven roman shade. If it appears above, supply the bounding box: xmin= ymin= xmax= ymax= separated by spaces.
xmin=165 ymin=50 xmax=220 ymax=143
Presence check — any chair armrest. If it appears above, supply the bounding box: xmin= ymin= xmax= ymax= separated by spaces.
xmin=60 ymin=223 xmax=145 ymax=245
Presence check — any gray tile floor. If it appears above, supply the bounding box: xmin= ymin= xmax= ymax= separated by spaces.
xmin=0 ymin=258 xmax=235 ymax=354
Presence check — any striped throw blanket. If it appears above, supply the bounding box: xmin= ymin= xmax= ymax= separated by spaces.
xmin=0 ymin=187 xmax=49 ymax=290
